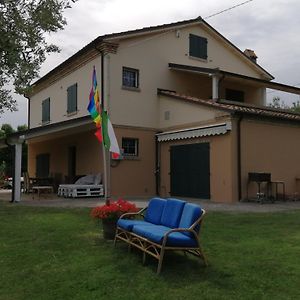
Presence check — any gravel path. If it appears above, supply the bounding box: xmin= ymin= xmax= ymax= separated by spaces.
xmin=1 ymin=190 xmax=300 ymax=213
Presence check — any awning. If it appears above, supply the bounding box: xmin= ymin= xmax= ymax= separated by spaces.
xmin=156 ymin=122 xmax=231 ymax=142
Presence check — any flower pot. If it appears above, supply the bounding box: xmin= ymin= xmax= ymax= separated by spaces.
xmin=102 ymin=218 xmax=117 ymax=240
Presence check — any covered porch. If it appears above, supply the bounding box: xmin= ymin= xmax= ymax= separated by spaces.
xmin=168 ymin=62 xmax=300 ymax=104
xmin=1 ymin=116 xmax=104 ymax=202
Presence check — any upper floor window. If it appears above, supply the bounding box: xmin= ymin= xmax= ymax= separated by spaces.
xmin=122 ymin=67 xmax=139 ymax=89
xmin=189 ymin=34 xmax=208 ymax=60
xmin=67 ymin=83 xmax=78 ymax=114
xmin=122 ymin=137 xmax=139 ymax=157
xmin=42 ymin=98 xmax=50 ymax=123
xmin=225 ymin=89 xmax=245 ymax=103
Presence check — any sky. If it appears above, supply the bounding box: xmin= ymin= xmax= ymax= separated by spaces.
xmin=1 ymin=0 xmax=300 ymax=128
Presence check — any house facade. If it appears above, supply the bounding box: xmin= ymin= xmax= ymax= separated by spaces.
xmin=23 ymin=17 xmax=300 ymax=202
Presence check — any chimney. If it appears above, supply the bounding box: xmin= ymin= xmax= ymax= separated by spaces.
xmin=244 ymin=49 xmax=258 ymax=63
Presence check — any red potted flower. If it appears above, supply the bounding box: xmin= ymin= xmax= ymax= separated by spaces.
xmin=91 ymin=198 xmax=138 ymax=239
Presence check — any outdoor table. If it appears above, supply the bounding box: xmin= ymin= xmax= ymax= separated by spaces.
xmin=32 ymin=186 xmax=54 ymax=200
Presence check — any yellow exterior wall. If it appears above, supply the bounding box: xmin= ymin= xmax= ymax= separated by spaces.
xmin=158 ymin=94 xmax=222 ymax=130
xmin=159 ymin=131 xmax=237 ymax=203
xmin=111 ymin=127 xmax=156 ymax=198
xmin=27 ymin=126 xmax=157 ymax=197
xmin=108 ymin=23 xmax=266 ymax=129
xmin=241 ymin=119 xmax=300 ymax=199
xmin=220 ymin=81 xmax=266 ymax=106
xmin=29 ymin=22 xmax=267 ymax=131
xmin=29 ymin=57 xmax=101 ymax=129
xmin=27 ymin=129 xmax=104 ymax=179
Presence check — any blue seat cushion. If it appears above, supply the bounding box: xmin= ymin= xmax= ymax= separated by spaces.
xmin=117 ymin=219 xmax=152 ymax=231
xmin=132 ymin=224 xmax=197 ymax=247
xmin=179 ymin=203 xmax=203 ymax=237
xmin=160 ymin=198 xmax=186 ymax=228
xmin=144 ymin=197 xmax=167 ymax=225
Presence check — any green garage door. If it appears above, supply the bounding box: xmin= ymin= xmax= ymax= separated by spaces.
xmin=170 ymin=143 xmax=210 ymax=199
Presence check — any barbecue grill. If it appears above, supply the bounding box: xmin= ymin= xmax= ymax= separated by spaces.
xmin=247 ymin=172 xmax=272 ymax=203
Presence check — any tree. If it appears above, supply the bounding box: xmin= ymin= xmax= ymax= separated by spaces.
xmin=268 ymin=96 xmax=300 ymax=113
xmin=0 ymin=0 xmax=77 ymax=113
xmin=268 ymin=96 xmax=289 ymax=109
xmin=291 ymin=101 xmax=300 ymax=113
xmin=0 ymin=124 xmax=15 ymax=177
xmin=0 ymin=123 xmax=28 ymax=177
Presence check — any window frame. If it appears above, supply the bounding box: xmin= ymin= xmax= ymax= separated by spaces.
xmin=122 ymin=67 xmax=139 ymax=89
xmin=122 ymin=137 xmax=139 ymax=157
xmin=67 ymin=83 xmax=78 ymax=114
xmin=42 ymin=97 xmax=50 ymax=124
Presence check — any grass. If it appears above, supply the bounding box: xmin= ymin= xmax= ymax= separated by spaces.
xmin=0 ymin=202 xmax=299 ymax=300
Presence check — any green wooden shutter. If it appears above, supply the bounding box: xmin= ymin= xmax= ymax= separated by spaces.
xmin=42 ymin=98 xmax=50 ymax=123
xmin=67 ymin=83 xmax=77 ymax=113
xmin=189 ymin=34 xmax=208 ymax=59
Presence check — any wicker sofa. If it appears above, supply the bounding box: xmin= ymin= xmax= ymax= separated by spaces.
xmin=114 ymin=197 xmax=207 ymax=274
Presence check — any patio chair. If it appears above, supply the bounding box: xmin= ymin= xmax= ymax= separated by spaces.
xmin=22 ymin=172 xmax=34 ymax=193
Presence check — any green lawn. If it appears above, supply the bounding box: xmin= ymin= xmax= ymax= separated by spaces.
xmin=0 ymin=203 xmax=299 ymax=300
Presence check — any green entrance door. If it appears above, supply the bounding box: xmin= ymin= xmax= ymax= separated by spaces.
xmin=170 ymin=143 xmax=210 ymax=199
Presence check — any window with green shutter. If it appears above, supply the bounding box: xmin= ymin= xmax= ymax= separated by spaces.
xmin=42 ymin=98 xmax=50 ymax=123
xmin=67 ymin=83 xmax=78 ymax=114
xmin=189 ymin=34 xmax=208 ymax=60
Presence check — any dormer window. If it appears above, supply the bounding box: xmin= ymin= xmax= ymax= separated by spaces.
xmin=189 ymin=34 xmax=208 ymax=60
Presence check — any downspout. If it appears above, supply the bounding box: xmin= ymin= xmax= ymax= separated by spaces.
xmin=237 ymin=114 xmax=243 ymax=201
xmin=155 ymin=134 xmax=161 ymax=196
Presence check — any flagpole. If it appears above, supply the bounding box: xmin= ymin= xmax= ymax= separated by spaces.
xmin=101 ymin=51 xmax=110 ymax=205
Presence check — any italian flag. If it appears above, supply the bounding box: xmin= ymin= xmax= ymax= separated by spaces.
xmin=101 ymin=110 xmax=120 ymax=159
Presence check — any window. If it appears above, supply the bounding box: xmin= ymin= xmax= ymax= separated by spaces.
xmin=122 ymin=138 xmax=139 ymax=157
xmin=225 ymin=89 xmax=245 ymax=103
xmin=67 ymin=83 xmax=77 ymax=114
xmin=42 ymin=98 xmax=50 ymax=123
xmin=189 ymin=34 xmax=208 ymax=60
xmin=122 ymin=67 xmax=139 ymax=88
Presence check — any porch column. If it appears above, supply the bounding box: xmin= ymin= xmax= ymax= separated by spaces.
xmin=9 ymin=136 xmax=25 ymax=203
xmin=212 ymin=75 xmax=219 ymax=100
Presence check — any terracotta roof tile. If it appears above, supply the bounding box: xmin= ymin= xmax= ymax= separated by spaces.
xmin=158 ymin=90 xmax=300 ymax=122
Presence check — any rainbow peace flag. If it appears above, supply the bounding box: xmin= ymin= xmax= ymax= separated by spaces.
xmin=87 ymin=67 xmax=120 ymax=159
xmin=87 ymin=67 xmax=102 ymax=141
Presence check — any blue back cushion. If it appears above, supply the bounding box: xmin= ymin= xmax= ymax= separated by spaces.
xmin=160 ymin=198 xmax=186 ymax=228
xmin=179 ymin=203 xmax=203 ymax=236
xmin=144 ymin=198 xmax=166 ymax=225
